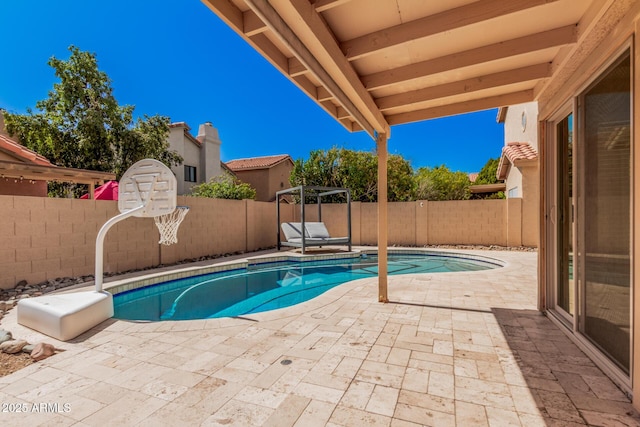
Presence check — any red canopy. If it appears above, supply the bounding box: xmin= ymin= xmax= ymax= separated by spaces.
xmin=81 ymin=181 xmax=119 ymax=200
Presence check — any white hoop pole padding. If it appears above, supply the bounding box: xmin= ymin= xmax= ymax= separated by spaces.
xmin=154 ymin=206 xmax=189 ymax=245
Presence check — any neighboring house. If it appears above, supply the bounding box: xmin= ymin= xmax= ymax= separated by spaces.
xmin=0 ymin=132 xmax=52 ymax=197
xmin=468 ymin=172 xmax=506 ymax=198
xmin=496 ymin=102 xmax=539 ymax=246
xmin=168 ymin=121 xmax=231 ymax=195
xmin=0 ymin=112 xmax=114 ymax=197
xmin=496 ymin=102 xmax=539 ymax=198
xmin=226 ymin=155 xmax=294 ymax=202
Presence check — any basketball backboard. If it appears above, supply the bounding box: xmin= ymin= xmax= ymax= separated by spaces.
xmin=118 ymin=159 xmax=177 ymax=217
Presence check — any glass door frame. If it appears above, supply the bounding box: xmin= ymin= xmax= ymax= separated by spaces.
xmin=546 ymin=103 xmax=578 ymax=328
xmin=544 ymin=41 xmax=634 ymax=393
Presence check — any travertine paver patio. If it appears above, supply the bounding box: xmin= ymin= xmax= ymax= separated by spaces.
xmin=1 ymin=249 xmax=639 ymax=426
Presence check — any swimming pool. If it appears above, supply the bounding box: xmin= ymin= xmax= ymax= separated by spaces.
xmin=113 ymin=252 xmax=501 ymax=321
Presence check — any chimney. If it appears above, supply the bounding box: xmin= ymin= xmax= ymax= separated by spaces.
xmin=197 ymin=122 xmax=222 ymax=182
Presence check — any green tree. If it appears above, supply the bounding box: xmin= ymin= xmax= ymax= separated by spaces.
xmin=414 ymin=165 xmax=471 ymax=201
xmin=471 ymin=157 xmax=506 ymax=199
xmin=190 ymin=172 xmax=256 ymax=200
xmin=4 ymin=46 xmax=181 ymax=196
xmin=474 ymin=157 xmax=500 ymax=185
xmin=289 ymin=148 xmax=414 ymax=202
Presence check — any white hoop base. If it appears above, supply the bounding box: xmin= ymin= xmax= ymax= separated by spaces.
xmin=154 ymin=206 xmax=189 ymax=245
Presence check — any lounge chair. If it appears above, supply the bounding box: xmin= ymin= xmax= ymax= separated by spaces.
xmin=280 ymin=222 xmax=351 ymax=253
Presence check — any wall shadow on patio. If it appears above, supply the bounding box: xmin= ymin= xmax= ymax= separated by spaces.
xmin=491 ymin=307 xmax=639 ymax=426
xmin=388 ymin=300 xmax=639 ymax=425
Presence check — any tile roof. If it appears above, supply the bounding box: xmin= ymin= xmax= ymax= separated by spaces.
xmin=502 ymin=141 xmax=538 ymax=163
xmin=226 ymin=154 xmax=292 ymax=171
xmin=0 ymin=133 xmax=54 ymax=166
xmin=497 ymin=142 xmax=537 ymax=180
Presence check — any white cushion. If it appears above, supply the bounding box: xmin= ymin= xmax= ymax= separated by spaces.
xmin=281 ymin=222 xmax=305 ymax=241
xmin=305 ymin=222 xmax=331 ymax=238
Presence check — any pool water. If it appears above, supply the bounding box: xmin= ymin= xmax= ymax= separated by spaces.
xmin=113 ymin=253 xmax=499 ymax=321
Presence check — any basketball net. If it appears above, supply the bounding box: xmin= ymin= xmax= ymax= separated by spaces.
xmin=154 ymin=206 xmax=189 ymax=245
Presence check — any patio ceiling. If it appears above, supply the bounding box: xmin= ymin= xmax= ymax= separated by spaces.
xmin=202 ymin=0 xmax=612 ymax=138
xmin=201 ymin=0 xmax=626 ymax=302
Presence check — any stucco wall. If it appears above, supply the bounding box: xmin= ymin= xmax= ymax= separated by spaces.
xmin=504 ymin=102 xmax=539 ymax=150
xmin=293 ymin=199 xmax=532 ymax=248
xmin=234 ymin=161 xmax=293 ymax=202
xmin=268 ymin=161 xmax=293 ymax=201
xmin=521 ymin=165 xmax=540 ymax=247
xmin=1 ymin=196 xmax=535 ymax=290
xmin=235 ymin=169 xmax=270 ymax=202
xmin=168 ymin=126 xmax=202 ymax=195
xmin=0 ymin=195 xmax=292 ymax=290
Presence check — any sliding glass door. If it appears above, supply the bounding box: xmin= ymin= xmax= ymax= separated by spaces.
xmin=548 ymin=48 xmax=631 ymax=376
xmin=580 ymin=51 xmax=631 ymax=373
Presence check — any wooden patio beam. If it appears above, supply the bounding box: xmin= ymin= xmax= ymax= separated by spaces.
xmin=243 ymin=0 xmax=354 ymax=38
xmin=376 ymin=63 xmax=551 ymax=111
xmin=533 ymin=0 xmax=615 ymax=99
xmin=386 ymin=90 xmax=534 ymax=125
xmin=243 ymin=9 xmax=267 ymax=36
xmin=270 ymin=0 xmax=390 ymax=135
xmin=313 ymin=0 xmax=353 ymax=13
xmin=362 ymin=25 xmax=577 ymax=91
xmin=341 ymin=0 xmax=561 ymax=61
xmin=203 ymin=0 xmax=359 ymax=132
xmin=244 ymin=0 xmax=387 ymax=136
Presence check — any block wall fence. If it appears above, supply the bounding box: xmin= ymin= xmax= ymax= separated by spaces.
xmin=0 ymin=195 xmax=536 ymax=290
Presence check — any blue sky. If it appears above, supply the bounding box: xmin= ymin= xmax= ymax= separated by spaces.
xmin=0 ymin=0 xmax=505 ymax=173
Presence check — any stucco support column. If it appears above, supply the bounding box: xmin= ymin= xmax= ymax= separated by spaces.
xmin=377 ymin=132 xmax=388 ymax=302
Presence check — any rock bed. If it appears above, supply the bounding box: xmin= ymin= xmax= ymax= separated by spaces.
xmin=0 ymin=329 xmax=57 ymax=377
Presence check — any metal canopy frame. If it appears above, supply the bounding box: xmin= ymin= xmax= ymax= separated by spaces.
xmin=276 ymin=185 xmax=351 ymax=253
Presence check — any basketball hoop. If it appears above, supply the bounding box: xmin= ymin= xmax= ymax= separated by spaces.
xmin=154 ymin=206 xmax=189 ymax=245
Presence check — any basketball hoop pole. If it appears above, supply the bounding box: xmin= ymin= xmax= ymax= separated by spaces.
xmin=94 ymin=204 xmax=145 ymax=292
xmin=95 ymin=173 xmax=160 ymax=292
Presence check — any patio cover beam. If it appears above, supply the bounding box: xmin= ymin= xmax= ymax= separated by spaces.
xmin=0 ymin=160 xmax=115 ymax=185
xmin=361 ymin=25 xmax=577 ymax=91
xmin=387 ymin=90 xmax=534 ymax=125
xmin=262 ymin=0 xmax=390 ymax=136
xmin=242 ymin=0 xmax=353 ymax=37
xmin=376 ymin=63 xmax=551 ymax=112
xmin=202 ymin=0 xmax=358 ymax=132
xmin=340 ymin=0 xmax=561 ymax=61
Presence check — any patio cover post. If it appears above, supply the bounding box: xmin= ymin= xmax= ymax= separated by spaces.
xmin=377 ymin=132 xmax=389 ymax=302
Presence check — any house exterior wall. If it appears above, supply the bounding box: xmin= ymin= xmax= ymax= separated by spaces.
xmin=233 ymin=160 xmax=293 ymax=202
xmin=505 ymin=167 xmax=522 ymax=198
xmin=267 ymin=161 xmax=293 ymax=201
xmin=234 ymin=169 xmax=269 ymax=201
xmin=168 ymin=123 xmax=223 ymax=195
xmin=1 ymin=196 xmax=533 ymax=290
xmin=535 ymin=1 xmax=640 ymax=405
xmin=521 ymin=165 xmax=539 ymax=247
xmin=501 ymin=102 xmax=540 ymax=250
xmin=504 ymin=102 xmax=539 ymax=151
xmin=197 ymin=122 xmax=222 ymax=184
